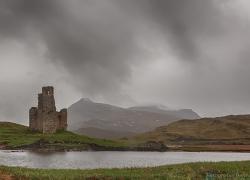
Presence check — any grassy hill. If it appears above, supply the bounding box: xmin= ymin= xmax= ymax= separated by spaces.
xmin=0 ymin=122 xmax=131 ymax=151
xmin=1 ymin=161 xmax=250 ymax=179
xmin=3 ymin=114 xmax=250 ymax=152
xmin=133 ymin=115 xmax=250 ymax=150
xmin=0 ymin=122 xmax=168 ymax=151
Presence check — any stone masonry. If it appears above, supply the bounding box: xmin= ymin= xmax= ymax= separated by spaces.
xmin=29 ymin=86 xmax=67 ymax=133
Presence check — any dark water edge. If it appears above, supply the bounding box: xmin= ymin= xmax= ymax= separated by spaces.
xmin=1 ymin=140 xmax=168 ymax=152
xmin=3 ymin=139 xmax=250 ymax=153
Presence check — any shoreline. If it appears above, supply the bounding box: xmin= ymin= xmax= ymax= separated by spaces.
xmin=3 ymin=144 xmax=250 ymax=153
xmin=3 ymin=146 xmax=250 ymax=153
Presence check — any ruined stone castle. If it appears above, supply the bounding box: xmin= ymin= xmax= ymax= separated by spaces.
xmin=29 ymin=86 xmax=67 ymax=133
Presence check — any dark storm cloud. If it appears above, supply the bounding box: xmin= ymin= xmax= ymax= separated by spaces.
xmin=0 ymin=0 xmax=141 ymax=99
xmin=146 ymin=0 xmax=226 ymax=61
xmin=0 ymin=0 xmax=225 ymax=95
xmin=0 ymin=0 xmax=250 ymax=122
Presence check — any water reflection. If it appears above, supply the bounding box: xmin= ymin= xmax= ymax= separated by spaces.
xmin=1 ymin=151 xmax=250 ymax=169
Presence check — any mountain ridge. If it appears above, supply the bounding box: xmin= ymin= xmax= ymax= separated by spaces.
xmin=68 ymin=98 xmax=200 ymax=138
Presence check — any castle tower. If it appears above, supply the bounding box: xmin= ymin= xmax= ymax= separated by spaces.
xmin=38 ymin=86 xmax=56 ymax=112
xmin=29 ymin=86 xmax=67 ymax=133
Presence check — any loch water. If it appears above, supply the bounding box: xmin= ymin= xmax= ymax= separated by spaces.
xmin=1 ymin=150 xmax=250 ymax=169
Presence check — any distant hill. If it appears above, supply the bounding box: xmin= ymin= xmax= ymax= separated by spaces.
xmin=133 ymin=115 xmax=250 ymax=145
xmin=68 ymin=98 xmax=200 ymax=138
xmin=128 ymin=105 xmax=200 ymax=120
xmin=75 ymin=127 xmax=136 ymax=139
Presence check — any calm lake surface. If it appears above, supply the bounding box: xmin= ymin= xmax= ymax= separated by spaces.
xmin=1 ymin=151 xmax=250 ymax=169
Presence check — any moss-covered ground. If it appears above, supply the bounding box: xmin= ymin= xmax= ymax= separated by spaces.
xmin=1 ymin=161 xmax=250 ymax=179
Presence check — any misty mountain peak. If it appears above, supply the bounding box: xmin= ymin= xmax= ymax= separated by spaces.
xmin=79 ymin=98 xmax=93 ymax=103
xmin=150 ymin=104 xmax=171 ymax=111
xmin=68 ymin=99 xmax=200 ymax=138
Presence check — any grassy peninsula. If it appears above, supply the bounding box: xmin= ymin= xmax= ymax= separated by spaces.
xmin=0 ymin=122 xmax=167 ymax=151
xmin=0 ymin=122 xmax=130 ymax=151
xmin=1 ymin=161 xmax=250 ymax=179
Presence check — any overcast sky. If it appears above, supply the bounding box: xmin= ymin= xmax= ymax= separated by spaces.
xmin=1 ymin=0 xmax=250 ymax=124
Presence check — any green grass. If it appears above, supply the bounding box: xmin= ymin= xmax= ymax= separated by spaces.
xmin=1 ymin=161 xmax=250 ymax=179
xmin=0 ymin=122 xmax=128 ymax=150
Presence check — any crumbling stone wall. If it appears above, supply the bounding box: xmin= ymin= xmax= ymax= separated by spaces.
xmin=29 ymin=107 xmax=38 ymax=130
xmin=29 ymin=86 xmax=67 ymax=133
xmin=58 ymin=109 xmax=67 ymax=129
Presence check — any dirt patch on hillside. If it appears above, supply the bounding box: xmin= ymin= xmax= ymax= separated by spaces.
xmin=0 ymin=172 xmax=15 ymax=180
xmin=0 ymin=144 xmax=6 ymax=150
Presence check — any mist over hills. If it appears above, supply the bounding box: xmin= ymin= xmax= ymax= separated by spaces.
xmin=129 ymin=106 xmax=200 ymax=120
xmin=68 ymin=98 xmax=200 ymax=138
